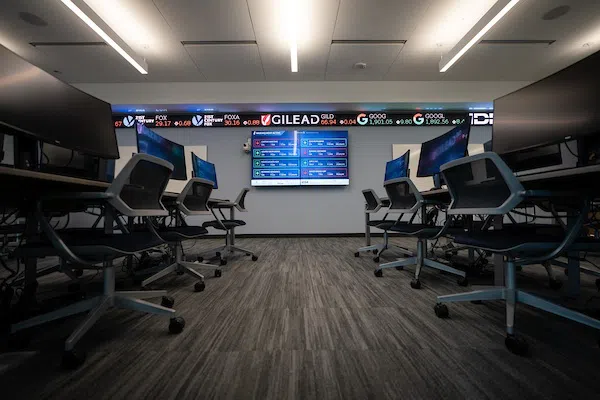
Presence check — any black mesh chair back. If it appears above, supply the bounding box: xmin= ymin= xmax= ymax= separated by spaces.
xmin=234 ymin=188 xmax=250 ymax=212
xmin=441 ymin=152 xmax=525 ymax=215
xmin=384 ymin=178 xmax=422 ymax=214
xmin=178 ymin=178 xmax=214 ymax=215
xmin=108 ymin=154 xmax=172 ymax=217
xmin=362 ymin=189 xmax=382 ymax=213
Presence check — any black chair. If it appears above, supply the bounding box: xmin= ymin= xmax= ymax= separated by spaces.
xmin=434 ymin=152 xmax=600 ymax=355
xmin=141 ymin=178 xmax=221 ymax=290
xmin=201 ymin=188 xmax=258 ymax=265
xmin=10 ymin=154 xmax=185 ymax=368
xmin=354 ymin=189 xmax=413 ymax=262
xmin=375 ymin=178 xmax=467 ymax=289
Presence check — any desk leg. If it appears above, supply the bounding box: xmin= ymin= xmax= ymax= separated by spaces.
xmin=466 ymin=216 xmax=475 ymax=263
xmin=230 ymin=208 xmax=235 ymax=246
xmin=365 ymin=211 xmax=371 ymax=247
xmin=493 ymin=216 xmax=505 ymax=286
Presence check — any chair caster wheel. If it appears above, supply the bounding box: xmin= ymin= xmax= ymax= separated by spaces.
xmin=176 ymin=271 xmax=184 ymax=276
xmin=215 ymin=269 xmax=222 ymax=278
xmin=395 ymin=266 xmax=404 ymax=271
xmin=169 ymin=317 xmax=186 ymax=334
xmin=549 ymin=279 xmax=562 ymax=290
xmin=372 ymin=249 xmax=379 ymax=255
xmin=194 ymin=281 xmax=206 ymax=292
xmin=354 ymin=252 xmax=360 ymax=257
xmin=161 ymin=296 xmax=175 ymax=308
xmin=216 ymin=252 xmax=221 ymax=257
xmin=434 ymin=303 xmax=449 ymax=318
xmin=373 ymin=257 xmax=380 ymax=263
xmin=505 ymin=334 xmax=529 ymax=356
xmin=62 ymin=348 xmax=86 ymax=370
xmin=74 ymin=269 xmax=84 ymax=278
xmin=374 ymin=269 xmax=383 ymax=277
xmin=197 ymin=256 xmax=204 ymax=263
xmin=410 ymin=279 xmax=421 ymax=289
xmin=457 ymin=276 xmax=469 ymax=287
xmin=220 ymin=259 xmax=227 ymax=266
xmin=252 ymin=255 xmax=258 ymax=261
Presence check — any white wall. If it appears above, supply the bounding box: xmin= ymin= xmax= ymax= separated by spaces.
xmin=116 ymin=125 xmax=492 ymax=234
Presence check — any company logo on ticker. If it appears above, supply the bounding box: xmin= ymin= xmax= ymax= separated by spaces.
xmin=261 ymin=114 xmax=272 ymax=126
xmin=192 ymin=115 xmax=204 ymax=126
xmin=413 ymin=113 xmax=425 ymax=125
xmin=357 ymin=113 xmax=368 ymax=125
xmin=122 ymin=115 xmax=135 ymax=127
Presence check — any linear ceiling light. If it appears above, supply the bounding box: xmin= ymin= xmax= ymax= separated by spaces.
xmin=286 ymin=0 xmax=298 ymax=72
xmin=439 ymin=0 xmax=521 ymax=72
xmin=60 ymin=0 xmax=148 ymax=74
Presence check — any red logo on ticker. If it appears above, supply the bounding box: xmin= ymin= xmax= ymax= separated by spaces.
xmin=261 ymin=114 xmax=271 ymax=126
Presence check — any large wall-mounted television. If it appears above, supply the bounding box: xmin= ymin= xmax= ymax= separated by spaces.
xmin=417 ymin=123 xmax=470 ymax=177
xmin=251 ymin=130 xmax=349 ymax=186
xmin=135 ymin=122 xmax=187 ymax=180
xmin=192 ymin=152 xmax=218 ymax=189
xmin=0 ymin=44 xmax=119 ymax=159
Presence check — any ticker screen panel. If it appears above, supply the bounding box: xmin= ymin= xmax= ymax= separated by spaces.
xmin=251 ymin=130 xmax=349 ymax=186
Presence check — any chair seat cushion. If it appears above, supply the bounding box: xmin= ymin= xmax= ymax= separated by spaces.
xmin=19 ymin=229 xmax=165 ymax=259
xmin=202 ymin=219 xmax=246 ymax=230
xmin=388 ymin=223 xmax=443 ymax=238
xmin=158 ymin=226 xmax=208 ymax=241
xmin=368 ymin=220 xmax=396 ymax=230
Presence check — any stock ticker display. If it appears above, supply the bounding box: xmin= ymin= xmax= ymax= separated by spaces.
xmin=251 ymin=130 xmax=349 ymax=187
xmin=113 ymin=112 xmax=494 ymax=129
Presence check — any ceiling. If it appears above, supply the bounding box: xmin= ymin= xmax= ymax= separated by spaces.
xmin=0 ymin=0 xmax=599 ymax=84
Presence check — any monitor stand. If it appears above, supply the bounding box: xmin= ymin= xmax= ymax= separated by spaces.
xmin=433 ymin=173 xmax=443 ymax=189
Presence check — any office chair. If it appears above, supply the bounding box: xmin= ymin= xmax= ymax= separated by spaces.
xmin=375 ymin=177 xmax=467 ymax=289
xmin=200 ymin=188 xmax=258 ymax=265
xmin=10 ymin=154 xmax=185 ymax=369
xmin=354 ymin=189 xmax=413 ymax=261
xmin=141 ymin=178 xmax=221 ymax=291
xmin=434 ymin=152 xmax=600 ymax=355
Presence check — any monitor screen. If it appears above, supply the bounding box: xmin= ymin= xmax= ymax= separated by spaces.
xmin=417 ymin=123 xmax=471 ymax=177
xmin=492 ymin=49 xmax=600 ymax=156
xmin=385 ymin=150 xmax=410 ymax=181
xmin=135 ymin=122 xmax=187 ymax=180
xmin=251 ymin=130 xmax=349 ymax=186
xmin=0 ymin=44 xmax=119 ymax=159
xmin=192 ymin=152 xmax=218 ymax=189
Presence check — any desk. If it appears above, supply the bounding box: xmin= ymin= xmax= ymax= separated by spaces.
xmin=421 ymin=164 xmax=600 ymax=294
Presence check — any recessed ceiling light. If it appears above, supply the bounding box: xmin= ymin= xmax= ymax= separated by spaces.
xmin=19 ymin=11 xmax=48 ymax=26
xmin=542 ymin=5 xmax=570 ymax=20
xmin=353 ymin=62 xmax=367 ymax=70
xmin=53 ymin=70 xmax=62 ymax=74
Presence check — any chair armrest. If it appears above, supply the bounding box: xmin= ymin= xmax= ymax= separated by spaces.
xmin=210 ymin=202 xmax=236 ymax=209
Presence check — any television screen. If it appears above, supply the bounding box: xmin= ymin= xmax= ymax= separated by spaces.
xmin=192 ymin=152 xmax=218 ymax=189
xmin=251 ymin=130 xmax=349 ymax=186
xmin=135 ymin=122 xmax=187 ymax=180
xmin=417 ymin=123 xmax=470 ymax=177
xmin=385 ymin=150 xmax=410 ymax=181
xmin=0 ymin=44 xmax=119 ymax=159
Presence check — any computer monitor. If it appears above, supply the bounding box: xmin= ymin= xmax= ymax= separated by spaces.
xmin=135 ymin=122 xmax=187 ymax=180
xmin=191 ymin=152 xmax=218 ymax=189
xmin=492 ymin=49 xmax=600 ymax=157
xmin=385 ymin=150 xmax=410 ymax=181
xmin=417 ymin=123 xmax=471 ymax=178
xmin=0 ymin=44 xmax=119 ymax=159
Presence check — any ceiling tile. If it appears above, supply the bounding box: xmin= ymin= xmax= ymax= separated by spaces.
xmin=153 ymin=0 xmax=255 ymax=41
xmin=185 ymin=44 xmax=264 ymax=81
xmin=333 ymin=0 xmax=432 ymax=41
xmin=326 ymin=43 xmax=404 ymax=80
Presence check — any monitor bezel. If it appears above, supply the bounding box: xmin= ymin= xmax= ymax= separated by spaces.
xmin=416 ymin=123 xmax=471 ymax=178
xmin=135 ymin=122 xmax=187 ymax=180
